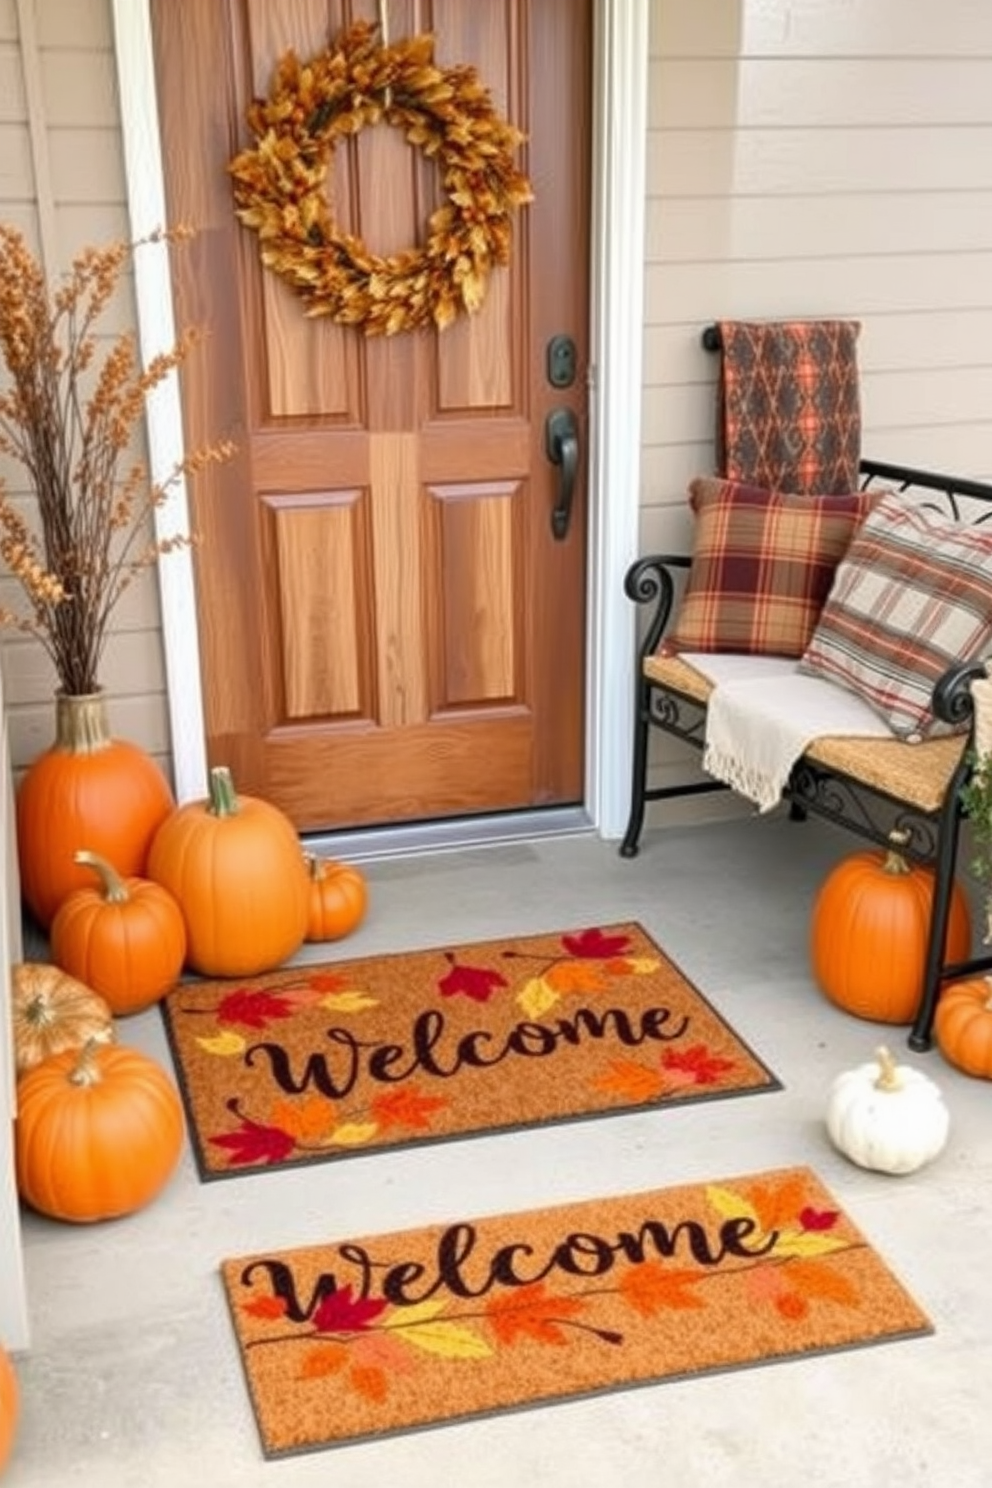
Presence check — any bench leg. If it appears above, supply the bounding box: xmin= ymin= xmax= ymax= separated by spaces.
xmin=619 ymin=680 xmax=652 ymax=859
xmin=909 ymin=804 xmax=964 ymax=1052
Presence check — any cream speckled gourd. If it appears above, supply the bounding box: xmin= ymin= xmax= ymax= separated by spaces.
xmin=826 ymin=1046 xmax=950 ymax=1175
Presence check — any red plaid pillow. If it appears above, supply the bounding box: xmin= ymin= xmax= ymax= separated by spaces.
xmin=663 ymin=477 xmax=876 ymax=658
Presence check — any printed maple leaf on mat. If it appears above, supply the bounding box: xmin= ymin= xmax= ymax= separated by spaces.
xmin=593 ymin=1042 xmax=737 ymax=1103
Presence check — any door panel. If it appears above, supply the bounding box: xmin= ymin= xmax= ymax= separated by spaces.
xmin=150 ymin=0 xmax=591 ymax=831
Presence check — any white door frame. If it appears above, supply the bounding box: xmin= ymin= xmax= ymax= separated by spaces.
xmin=110 ymin=0 xmax=648 ymax=843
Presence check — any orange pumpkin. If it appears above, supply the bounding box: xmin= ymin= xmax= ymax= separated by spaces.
xmin=50 ymin=850 xmax=187 ymax=1015
xmin=934 ymin=975 xmax=992 ymax=1078
xmin=16 ymin=693 xmax=174 ymax=928
xmin=811 ymin=835 xmax=972 ymax=1025
xmin=146 ymin=765 xmax=309 ymax=977
xmin=14 ymin=1040 xmax=185 ymax=1223
xmin=0 ymin=1344 xmax=18 ymax=1477
xmin=304 ymin=855 xmax=368 ymax=942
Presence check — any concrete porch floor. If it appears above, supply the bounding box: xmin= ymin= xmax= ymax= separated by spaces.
xmin=6 ymin=811 xmax=992 ymax=1487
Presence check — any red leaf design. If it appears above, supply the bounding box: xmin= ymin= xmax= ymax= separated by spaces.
xmin=561 ymin=928 xmax=631 ymax=959
xmin=313 ymin=1285 xmax=388 ymax=1335
xmin=438 ymin=963 xmax=508 ymax=1003
xmin=209 ymin=1118 xmax=296 ymax=1166
xmin=370 ymin=1087 xmax=448 ymax=1132
xmin=799 ymin=1206 xmax=840 ymax=1232
xmin=216 ymin=988 xmax=296 ymax=1030
xmin=660 ymin=1043 xmax=735 ymax=1086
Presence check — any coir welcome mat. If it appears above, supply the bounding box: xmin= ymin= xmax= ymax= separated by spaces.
xmin=162 ymin=922 xmax=778 ymax=1181
xmin=222 ymin=1164 xmax=932 ymax=1456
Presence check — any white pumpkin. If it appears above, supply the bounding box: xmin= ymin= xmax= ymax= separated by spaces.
xmin=826 ymin=1046 xmax=949 ymax=1176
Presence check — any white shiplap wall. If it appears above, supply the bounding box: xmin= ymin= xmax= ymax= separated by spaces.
xmin=639 ymin=0 xmax=992 ymax=804
xmin=0 ymin=0 xmax=172 ymax=782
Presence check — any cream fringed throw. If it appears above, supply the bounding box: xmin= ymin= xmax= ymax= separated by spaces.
xmin=684 ymin=654 xmax=892 ymax=812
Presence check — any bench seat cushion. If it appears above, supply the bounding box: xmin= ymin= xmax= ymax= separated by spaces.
xmin=643 ymin=652 xmax=965 ymax=814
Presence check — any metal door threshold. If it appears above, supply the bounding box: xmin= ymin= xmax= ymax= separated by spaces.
xmin=302 ymin=806 xmax=595 ymax=864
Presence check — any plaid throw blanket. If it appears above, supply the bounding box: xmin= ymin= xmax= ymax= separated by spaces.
xmin=716 ymin=320 xmax=862 ymax=495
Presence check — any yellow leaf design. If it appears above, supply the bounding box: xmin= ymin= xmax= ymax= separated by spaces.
xmin=624 ymin=957 xmax=662 ymax=975
xmin=389 ymin=1319 xmax=493 ymax=1359
xmin=517 ymin=977 xmax=559 ymax=1019
xmin=328 ymin=1121 xmax=380 ymax=1147
xmin=705 ymin=1184 xmax=762 ymax=1231
xmin=195 ymin=1031 xmax=246 ymax=1056
xmin=772 ymin=1229 xmax=849 ymax=1260
xmin=320 ymin=991 xmax=378 ymax=1013
xmin=381 ymin=1300 xmax=448 ymax=1330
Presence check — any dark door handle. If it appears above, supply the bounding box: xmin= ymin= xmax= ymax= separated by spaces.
xmin=545 ymin=407 xmax=579 ymax=540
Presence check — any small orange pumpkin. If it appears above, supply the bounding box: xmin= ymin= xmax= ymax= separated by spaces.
xmin=304 ymin=855 xmax=368 ymax=942
xmin=147 ymin=765 xmax=309 ymax=977
xmin=14 ymin=1040 xmax=185 ymax=1223
xmin=811 ymin=832 xmax=972 ymax=1025
xmin=50 ymin=850 xmax=187 ymax=1015
xmin=0 ymin=1343 xmax=18 ymax=1477
xmin=934 ymin=975 xmax=992 ymax=1078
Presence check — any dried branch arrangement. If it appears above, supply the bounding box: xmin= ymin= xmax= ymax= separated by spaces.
xmin=0 ymin=225 xmax=234 ymax=695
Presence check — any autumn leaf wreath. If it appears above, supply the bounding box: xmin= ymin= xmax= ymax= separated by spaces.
xmin=228 ymin=20 xmax=534 ymax=336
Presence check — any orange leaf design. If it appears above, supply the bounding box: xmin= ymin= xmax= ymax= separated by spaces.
xmin=747 ymin=1174 xmax=811 ymax=1234
xmin=268 ymin=1094 xmax=336 ymax=1142
xmin=601 ymin=957 xmax=636 ymax=976
xmin=485 ymin=1282 xmax=586 ymax=1345
xmin=619 ymin=1262 xmax=706 ymax=1316
xmin=370 ymin=1086 xmax=448 ymax=1132
xmin=774 ymin=1292 xmax=809 ymax=1321
xmin=546 ymin=961 xmax=606 ymax=995
xmin=349 ymin=1364 xmax=389 ymax=1402
xmin=242 ymin=1295 xmax=288 ymax=1321
xmin=786 ymin=1259 xmax=860 ymax=1308
xmin=288 ymin=971 xmax=351 ymax=1004
xmin=593 ymin=1060 xmax=665 ymax=1103
xmin=299 ymin=1343 xmax=349 ymax=1379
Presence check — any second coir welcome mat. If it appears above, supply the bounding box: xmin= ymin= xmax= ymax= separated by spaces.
xmin=161 ymin=921 xmax=779 ymax=1180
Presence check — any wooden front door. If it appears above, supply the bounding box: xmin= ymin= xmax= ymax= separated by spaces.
xmin=150 ymin=0 xmax=591 ymax=833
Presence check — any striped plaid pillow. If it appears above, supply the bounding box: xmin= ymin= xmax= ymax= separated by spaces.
xmin=799 ymin=493 xmax=992 ymax=738
xmin=662 ymin=477 xmax=876 ymax=658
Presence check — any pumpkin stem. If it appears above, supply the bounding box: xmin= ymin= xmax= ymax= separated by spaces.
xmin=68 ymin=1038 xmax=105 ymax=1087
xmin=74 ymin=849 xmax=130 ymax=904
xmin=883 ymin=829 xmax=912 ymax=876
xmin=207 ymin=765 xmax=240 ymax=818
xmin=874 ymin=1045 xmax=903 ymax=1092
xmin=305 ymin=853 xmax=325 ymax=882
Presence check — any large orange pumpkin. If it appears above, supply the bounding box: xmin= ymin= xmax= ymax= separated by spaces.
xmin=811 ymin=835 xmax=972 ymax=1024
xmin=304 ymin=855 xmax=368 ymax=942
xmin=0 ymin=1344 xmax=18 ymax=1477
xmin=50 ymin=851 xmax=187 ymax=1015
xmin=14 ymin=1041 xmax=185 ymax=1223
xmin=16 ymin=693 xmax=174 ymax=928
xmin=934 ymin=975 xmax=992 ymax=1078
xmin=146 ymin=765 xmax=309 ymax=977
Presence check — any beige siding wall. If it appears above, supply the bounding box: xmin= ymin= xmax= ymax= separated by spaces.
xmin=640 ymin=0 xmax=992 ymax=806
xmin=0 ymin=0 xmax=171 ymax=784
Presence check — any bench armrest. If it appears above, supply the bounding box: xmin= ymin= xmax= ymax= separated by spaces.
xmin=623 ymin=554 xmax=691 ymax=662
xmin=932 ymin=659 xmax=988 ymax=734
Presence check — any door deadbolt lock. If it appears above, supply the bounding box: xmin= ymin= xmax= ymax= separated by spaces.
xmin=546 ymin=334 xmax=577 ymax=389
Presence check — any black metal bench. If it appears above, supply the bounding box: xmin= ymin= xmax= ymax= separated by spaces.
xmin=619 ymin=457 xmax=992 ymax=1052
